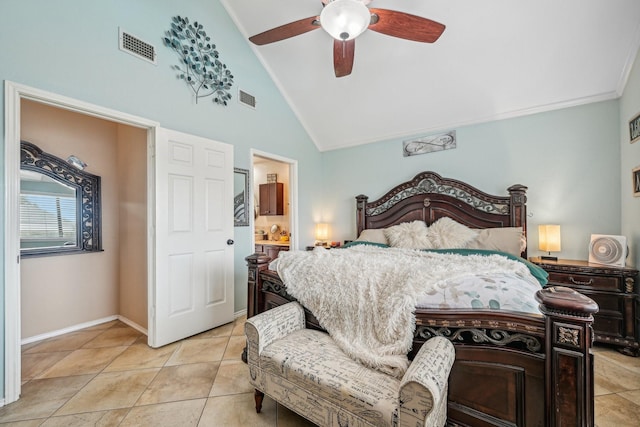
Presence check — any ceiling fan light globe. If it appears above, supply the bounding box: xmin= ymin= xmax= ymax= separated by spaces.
xmin=320 ymin=0 xmax=371 ymax=41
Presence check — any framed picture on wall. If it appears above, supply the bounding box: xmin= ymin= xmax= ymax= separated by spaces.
xmin=633 ymin=165 xmax=640 ymax=197
xmin=403 ymin=130 xmax=456 ymax=157
xmin=234 ymin=168 xmax=250 ymax=226
xmin=630 ymin=112 xmax=640 ymax=144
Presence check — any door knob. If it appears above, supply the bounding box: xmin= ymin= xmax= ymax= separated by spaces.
xmin=227 ymin=239 xmax=234 ymax=245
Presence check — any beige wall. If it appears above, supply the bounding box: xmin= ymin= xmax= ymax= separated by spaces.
xmin=20 ymin=100 xmax=147 ymax=338
xmin=117 ymin=125 xmax=147 ymax=328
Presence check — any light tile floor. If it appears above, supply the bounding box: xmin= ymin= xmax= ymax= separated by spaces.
xmin=4 ymin=317 xmax=314 ymax=427
xmin=1 ymin=318 xmax=639 ymax=426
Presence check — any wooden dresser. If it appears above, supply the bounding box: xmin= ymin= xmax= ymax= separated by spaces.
xmin=254 ymin=241 xmax=289 ymax=260
xmin=530 ymin=257 xmax=639 ymax=355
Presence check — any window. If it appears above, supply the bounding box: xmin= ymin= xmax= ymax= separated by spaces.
xmin=20 ymin=172 xmax=77 ymax=249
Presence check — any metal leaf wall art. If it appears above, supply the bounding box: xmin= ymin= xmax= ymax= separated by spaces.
xmin=163 ymin=16 xmax=234 ymax=106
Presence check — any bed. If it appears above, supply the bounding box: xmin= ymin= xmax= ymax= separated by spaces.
xmin=245 ymin=171 xmax=598 ymax=427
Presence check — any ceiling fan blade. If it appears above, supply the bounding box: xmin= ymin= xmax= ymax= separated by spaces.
xmin=333 ymin=39 xmax=355 ymax=78
xmin=368 ymin=8 xmax=445 ymax=43
xmin=249 ymin=16 xmax=321 ymax=45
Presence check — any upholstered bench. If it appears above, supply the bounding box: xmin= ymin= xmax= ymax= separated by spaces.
xmin=245 ymin=302 xmax=455 ymax=427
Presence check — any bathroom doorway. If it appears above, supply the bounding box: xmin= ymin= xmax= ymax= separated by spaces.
xmin=251 ymin=150 xmax=298 ymax=256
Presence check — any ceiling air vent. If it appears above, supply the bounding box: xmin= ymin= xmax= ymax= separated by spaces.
xmin=239 ymin=90 xmax=256 ymax=109
xmin=119 ymin=28 xmax=156 ymax=65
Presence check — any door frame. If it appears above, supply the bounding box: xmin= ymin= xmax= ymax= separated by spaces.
xmin=3 ymin=81 xmax=159 ymax=405
xmin=250 ymin=149 xmax=299 ymax=251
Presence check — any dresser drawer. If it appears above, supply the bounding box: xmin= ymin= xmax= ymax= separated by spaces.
xmin=593 ymin=314 xmax=623 ymax=338
xmin=577 ymin=290 xmax=623 ymax=315
xmin=547 ymin=271 xmax=622 ymax=292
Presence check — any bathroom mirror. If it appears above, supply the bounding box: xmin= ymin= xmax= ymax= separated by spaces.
xmin=234 ymin=168 xmax=250 ymax=227
xmin=20 ymin=141 xmax=102 ymax=257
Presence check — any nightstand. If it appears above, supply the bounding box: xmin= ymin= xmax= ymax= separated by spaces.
xmin=530 ymin=257 xmax=639 ymax=356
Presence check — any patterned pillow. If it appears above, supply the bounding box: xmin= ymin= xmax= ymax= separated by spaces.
xmin=427 ymin=217 xmax=478 ymax=249
xmin=384 ymin=221 xmax=433 ymax=249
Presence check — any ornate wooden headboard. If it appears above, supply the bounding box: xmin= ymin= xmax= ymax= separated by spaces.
xmin=355 ymin=171 xmax=528 ymax=253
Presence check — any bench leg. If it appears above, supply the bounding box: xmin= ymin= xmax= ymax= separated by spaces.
xmin=254 ymin=389 xmax=264 ymax=413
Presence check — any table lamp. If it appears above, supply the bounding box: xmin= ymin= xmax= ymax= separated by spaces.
xmin=315 ymin=223 xmax=329 ymax=246
xmin=539 ymin=224 xmax=561 ymax=261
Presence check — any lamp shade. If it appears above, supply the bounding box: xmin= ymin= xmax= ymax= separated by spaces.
xmin=539 ymin=225 xmax=561 ymax=252
xmin=320 ymin=0 xmax=371 ymax=41
xmin=315 ymin=223 xmax=329 ymax=241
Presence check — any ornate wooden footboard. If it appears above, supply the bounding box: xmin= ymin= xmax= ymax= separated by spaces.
xmin=246 ymin=255 xmax=598 ymax=427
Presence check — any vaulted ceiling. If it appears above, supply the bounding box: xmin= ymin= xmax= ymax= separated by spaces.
xmin=221 ymin=0 xmax=640 ymax=151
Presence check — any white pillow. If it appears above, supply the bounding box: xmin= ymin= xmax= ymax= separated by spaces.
xmin=384 ymin=220 xmax=433 ymax=249
xmin=356 ymin=228 xmax=388 ymax=245
xmin=467 ymin=227 xmax=524 ymax=256
xmin=427 ymin=217 xmax=478 ymax=249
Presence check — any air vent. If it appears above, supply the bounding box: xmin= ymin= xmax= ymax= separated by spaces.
xmin=119 ymin=28 xmax=156 ymax=65
xmin=239 ymin=90 xmax=256 ymax=109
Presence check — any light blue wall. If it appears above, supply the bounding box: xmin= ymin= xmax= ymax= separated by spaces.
xmin=0 ymin=0 xmax=324 ymax=397
xmin=323 ymin=100 xmax=622 ymax=261
xmin=620 ymin=46 xmax=640 ymax=269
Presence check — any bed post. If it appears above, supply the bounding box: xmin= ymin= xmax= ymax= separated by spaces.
xmin=507 ymin=184 xmax=527 ymax=230
xmin=246 ymin=253 xmax=272 ymax=319
xmin=355 ymin=194 xmax=368 ymax=236
xmin=242 ymin=253 xmax=271 ymax=363
xmin=535 ymin=286 xmax=599 ymax=427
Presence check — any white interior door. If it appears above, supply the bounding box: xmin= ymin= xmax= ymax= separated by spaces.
xmin=150 ymin=128 xmax=234 ymax=347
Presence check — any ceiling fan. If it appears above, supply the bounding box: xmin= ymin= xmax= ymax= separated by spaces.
xmin=249 ymin=0 xmax=446 ymax=78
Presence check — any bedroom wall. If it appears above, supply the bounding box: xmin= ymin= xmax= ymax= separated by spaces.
xmin=322 ymin=100 xmax=621 ymax=262
xmin=0 ymin=0 xmax=324 ymax=396
xmin=620 ymin=45 xmax=640 ymax=269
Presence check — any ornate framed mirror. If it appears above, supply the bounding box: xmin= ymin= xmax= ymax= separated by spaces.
xmin=20 ymin=140 xmax=102 ymax=257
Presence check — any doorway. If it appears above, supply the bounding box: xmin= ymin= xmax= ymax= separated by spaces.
xmin=5 ymin=82 xmax=236 ymax=406
xmin=4 ymin=81 xmax=158 ymax=405
xmin=19 ymin=99 xmax=149 ymax=342
xmin=251 ymin=150 xmax=298 ymax=253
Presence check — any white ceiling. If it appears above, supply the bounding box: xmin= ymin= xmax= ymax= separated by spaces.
xmin=222 ymin=0 xmax=640 ymax=152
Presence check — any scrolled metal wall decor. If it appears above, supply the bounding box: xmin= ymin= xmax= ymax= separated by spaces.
xmin=163 ymin=15 xmax=234 ymax=106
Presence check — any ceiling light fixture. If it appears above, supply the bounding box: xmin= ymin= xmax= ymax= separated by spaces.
xmin=320 ymin=0 xmax=372 ymax=41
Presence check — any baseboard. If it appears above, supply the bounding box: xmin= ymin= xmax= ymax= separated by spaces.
xmin=22 ymin=312 xmax=238 ymax=346
xmin=21 ymin=315 xmax=119 ymax=345
xmin=116 ymin=315 xmax=148 ymax=336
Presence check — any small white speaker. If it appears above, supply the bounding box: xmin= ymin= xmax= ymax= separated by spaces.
xmin=589 ymin=234 xmax=627 ymax=267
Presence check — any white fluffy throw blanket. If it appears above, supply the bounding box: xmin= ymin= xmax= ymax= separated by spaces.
xmin=272 ymin=245 xmax=536 ymax=378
